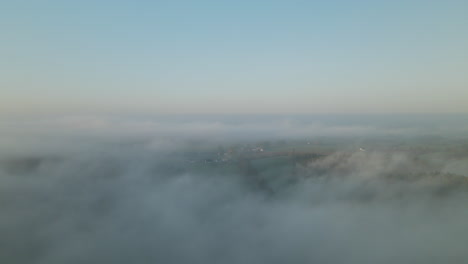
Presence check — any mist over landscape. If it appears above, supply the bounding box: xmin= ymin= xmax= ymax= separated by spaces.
xmin=2 ymin=0 xmax=468 ymax=263
xmin=2 ymin=114 xmax=468 ymax=264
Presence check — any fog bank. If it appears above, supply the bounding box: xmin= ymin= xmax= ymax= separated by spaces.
xmin=1 ymin=114 xmax=468 ymax=264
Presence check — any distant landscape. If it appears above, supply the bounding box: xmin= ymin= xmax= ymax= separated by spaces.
xmin=2 ymin=1 xmax=468 ymax=263
xmin=2 ymin=114 xmax=468 ymax=263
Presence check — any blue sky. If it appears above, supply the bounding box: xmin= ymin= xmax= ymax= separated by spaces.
xmin=1 ymin=0 xmax=468 ymax=114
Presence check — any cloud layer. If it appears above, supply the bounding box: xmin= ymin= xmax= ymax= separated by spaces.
xmin=1 ymin=114 xmax=468 ymax=264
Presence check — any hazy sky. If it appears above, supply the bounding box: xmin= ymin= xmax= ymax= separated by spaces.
xmin=1 ymin=0 xmax=467 ymax=114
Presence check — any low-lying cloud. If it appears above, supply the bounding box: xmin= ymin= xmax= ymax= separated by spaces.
xmin=1 ymin=114 xmax=468 ymax=264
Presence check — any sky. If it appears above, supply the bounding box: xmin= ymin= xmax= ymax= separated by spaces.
xmin=1 ymin=0 xmax=468 ymax=114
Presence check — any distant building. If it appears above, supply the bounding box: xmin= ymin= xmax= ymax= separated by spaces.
xmin=251 ymin=147 xmax=264 ymax=153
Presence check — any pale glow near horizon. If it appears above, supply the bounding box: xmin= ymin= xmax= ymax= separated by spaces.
xmin=1 ymin=0 xmax=468 ymax=114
